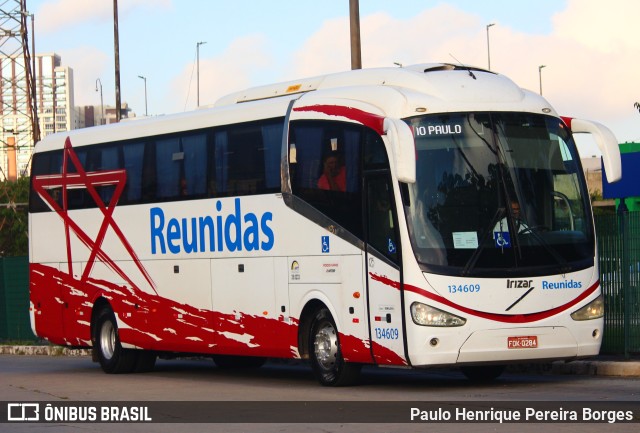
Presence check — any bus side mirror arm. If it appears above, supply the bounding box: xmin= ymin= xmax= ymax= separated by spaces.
xmin=384 ymin=118 xmax=416 ymax=184
xmin=565 ymin=117 xmax=622 ymax=183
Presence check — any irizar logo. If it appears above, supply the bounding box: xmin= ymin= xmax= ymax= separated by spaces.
xmin=150 ymin=198 xmax=274 ymax=254
xmin=506 ymin=279 xmax=534 ymax=289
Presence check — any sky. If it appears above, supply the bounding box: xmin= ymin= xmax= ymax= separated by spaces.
xmin=26 ymin=0 xmax=640 ymax=157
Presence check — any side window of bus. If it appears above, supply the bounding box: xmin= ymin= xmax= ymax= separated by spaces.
xmin=29 ymin=150 xmax=64 ymax=212
xmin=289 ymin=120 xmax=363 ymax=238
xmin=66 ymin=147 xmax=89 ymax=209
xmin=96 ymin=145 xmax=121 ymax=206
xmin=227 ymin=125 xmax=265 ymax=196
xmin=363 ymin=129 xmax=389 ymax=170
xmin=122 ymin=142 xmax=145 ymax=204
xmin=155 ymin=133 xmax=207 ymax=200
xmin=213 ymin=119 xmax=283 ymax=197
xmin=64 ymin=145 xmax=122 ymax=209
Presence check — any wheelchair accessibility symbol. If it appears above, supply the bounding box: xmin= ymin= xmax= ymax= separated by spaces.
xmin=321 ymin=236 xmax=330 ymax=253
xmin=493 ymin=231 xmax=511 ymax=248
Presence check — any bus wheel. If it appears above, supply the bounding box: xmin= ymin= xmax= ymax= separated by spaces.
xmin=93 ymin=306 xmax=137 ymax=374
xmin=309 ymin=308 xmax=360 ymax=386
xmin=460 ymin=365 xmax=506 ymax=382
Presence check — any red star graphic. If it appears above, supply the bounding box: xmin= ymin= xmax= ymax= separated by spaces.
xmin=31 ymin=137 xmax=156 ymax=295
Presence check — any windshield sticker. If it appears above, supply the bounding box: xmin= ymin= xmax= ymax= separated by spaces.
xmin=452 ymin=232 xmax=478 ymax=249
xmin=415 ymin=124 xmax=463 ymax=136
xmin=493 ymin=231 xmax=512 ymax=248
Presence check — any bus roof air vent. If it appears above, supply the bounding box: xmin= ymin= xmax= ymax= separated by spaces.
xmin=423 ymin=64 xmax=495 ymax=75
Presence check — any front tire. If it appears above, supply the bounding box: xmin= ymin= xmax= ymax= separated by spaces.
xmin=309 ymin=308 xmax=360 ymax=386
xmin=93 ymin=306 xmax=137 ymax=374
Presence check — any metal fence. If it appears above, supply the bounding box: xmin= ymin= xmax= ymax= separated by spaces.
xmin=0 ymin=256 xmax=35 ymax=341
xmin=595 ymin=211 xmax=640 ymax=356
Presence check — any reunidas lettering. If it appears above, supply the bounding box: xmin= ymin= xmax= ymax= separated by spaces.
xmin=150 ymin=198 xmax=274 ymax=254
xmin=541 ymin=280 xmax=583 ymax=290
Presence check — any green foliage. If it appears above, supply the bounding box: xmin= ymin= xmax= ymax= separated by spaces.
xmin=590 ymin=189 xmax=603 ymax=202
xmin=0 ymin=177 xmax=29 ymax=257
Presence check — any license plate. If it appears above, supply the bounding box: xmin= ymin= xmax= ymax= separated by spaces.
xmin=507 ymin=336 xmax=538 ymax=349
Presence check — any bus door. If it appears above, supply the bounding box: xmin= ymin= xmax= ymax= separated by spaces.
xmin=364 ymin=174 xmax=406 ymax=365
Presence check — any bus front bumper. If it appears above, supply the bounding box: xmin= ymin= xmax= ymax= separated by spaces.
xmin=455 ymin=325 xmax=601 ymax=364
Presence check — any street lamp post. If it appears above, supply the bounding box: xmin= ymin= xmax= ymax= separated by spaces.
xmin=138 ymin=75 xmax=147 ymax=116
xmin=486 ymin=23 xmax=495 ymax=70
xmin=95 ymin=78 xmax=104 ymax=125
xmin=538 ymin=65 xmax=546 ymax=95
xmin=196 ymin=41 xmax=206 ymax=107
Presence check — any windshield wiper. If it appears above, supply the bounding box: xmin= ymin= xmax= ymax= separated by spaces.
xmin=461 ymin=207 xmax=505 ymax=276
xmin=518 ymin=225 xmax=572 ymax=273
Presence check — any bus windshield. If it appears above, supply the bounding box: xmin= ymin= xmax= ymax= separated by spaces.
xmin=404 ymin=112 xmax=594 ymax=277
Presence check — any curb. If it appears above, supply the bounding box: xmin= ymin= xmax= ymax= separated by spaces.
xmin=551 ymin=359 xmax=640 ymax=377
xmin=1 ymin=346 xmax=639 ymax=377
xmin=0 ymin=345 xmax=91 ymax=357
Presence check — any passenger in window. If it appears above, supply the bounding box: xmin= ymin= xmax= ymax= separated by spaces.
xmin=317 ymin=153 xmax=346 ymax=191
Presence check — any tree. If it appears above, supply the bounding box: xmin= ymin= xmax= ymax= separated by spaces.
xmin=0 ymin=177 xmax=29 ymax=256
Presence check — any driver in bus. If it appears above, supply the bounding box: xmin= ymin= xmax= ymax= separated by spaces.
xmin=317 ymin=153 xmax=346 ymax=191
xmin=494 ymin=200 xmax=529 ymax=247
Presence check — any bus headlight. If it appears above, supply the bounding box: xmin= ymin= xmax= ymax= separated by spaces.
xmin=570 ymin=295 xmax=604 ymax=321
xmin=410 ymin=302 xmax=466 ymax=327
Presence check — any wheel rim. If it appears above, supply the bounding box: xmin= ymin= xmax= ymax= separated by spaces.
xmin=99 ymin=319 xmax=116 ymax=361
xmin=313 ymin=321 xmax=338 ymax=371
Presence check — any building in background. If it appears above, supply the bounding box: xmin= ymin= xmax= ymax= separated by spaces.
xmin=77 ymin=103 xmax=133 ymax=129
xmin=0 ymin=53 xmax=75 ymax=179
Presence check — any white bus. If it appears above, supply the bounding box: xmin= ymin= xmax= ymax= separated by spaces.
xmin=29 ymin=64 xmax=621 ymax=386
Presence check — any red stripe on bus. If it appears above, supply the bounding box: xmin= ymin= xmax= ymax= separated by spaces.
xmin=294 ymin=105 xmax=385 ymax=135
xmin=369 ymin=272 xmax=599 ymax=324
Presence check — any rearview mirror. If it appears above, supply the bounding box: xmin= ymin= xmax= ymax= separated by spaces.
xmin=384 ymin=118 xmax=416 ymax=184
xmin=565 ymin=117 xmax=621 ymax=182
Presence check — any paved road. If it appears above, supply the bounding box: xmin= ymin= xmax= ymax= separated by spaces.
xmin=1 ymin=355 xmax=639 ymax=433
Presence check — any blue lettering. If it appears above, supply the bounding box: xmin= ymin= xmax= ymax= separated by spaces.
xmin=150 ymin=207 xmax=166 ymax=254
xmin=150 ymin=199 xmax=275 ymax=255
xmin=243 ymin=212 xmax=260 ymax=251
xmin=542 ymin=280 xmax=583 ymax=289
xmin=198 ymin=216 xmax=215 ymax=252
xmin=182 ymin=218 xmax=198 ymax=253
xmin=224 ymin=199 xmax=243 ymax=252
xmin=166 ymin=219 xmax=181 ymax=254
xmin=216 ymin=201 xmax=224 ymax=252
xmin=261 ymin=212 xmax=274 ymax=251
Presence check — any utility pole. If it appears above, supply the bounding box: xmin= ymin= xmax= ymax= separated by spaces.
xmin=113 ymin=0 xmax=121 ymax=122
xmin=349 ymin=0 xmax=362 ymax=70
xmin=0 ymin=0 xmax=39 ymax=179
xmin=30 ymin=11 xmax=38 ymax=144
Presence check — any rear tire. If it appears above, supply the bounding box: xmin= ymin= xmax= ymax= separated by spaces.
xmin=309 ymin=308 xmax=360 ymax=386
xmin=93 ymin=306 xmax=137 ymax=374
xmin=460 ymin=365 xmax=506 ymax=382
